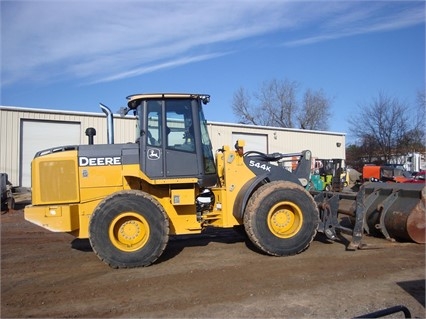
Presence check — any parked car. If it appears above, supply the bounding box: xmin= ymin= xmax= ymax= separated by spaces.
xmin=403 ymin=170 xmax=426 ymax=184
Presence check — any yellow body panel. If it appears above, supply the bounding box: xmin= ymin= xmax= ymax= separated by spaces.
xmin=79 ymin=186 xmax=125 ymax=203
xmin=25 ymin=157 xmax=204 ymax=237
xmin=138 ymin=181 xmax=201 ymax=234
xmin=25 ymin=204 xmax=80 ymax=232
xmin=157 ymin=198 xmax=201 ymax=234
xmin=171 ymin=189 xmax=195 ymax=205
xmin=208 ymin=145 xmax=257 ymax=228
xmin=25 ymin=141 xmax=257 ymax=239
xmin=79 ymin=166 xmax=123 ymax=188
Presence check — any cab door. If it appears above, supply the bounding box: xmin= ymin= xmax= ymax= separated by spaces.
xmin=140 ymin=100 xmax=164 ymax=178
xmin=164 ymin=100 xmax=199 ymax=177
xmin=140 ymin=99 xmax=199 ymax=179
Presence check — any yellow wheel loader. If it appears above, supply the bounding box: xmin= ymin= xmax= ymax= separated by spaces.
xmin=24 ymin=93 xmax=425 ymax=268
xmin=24 ymin=93 xmax=319 ymax=268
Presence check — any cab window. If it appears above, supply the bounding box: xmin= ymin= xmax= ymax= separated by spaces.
xmin=166 ymin=100 xmax=195 ymax=152
xmin=147 ymin=101 xmax=162 ymax=146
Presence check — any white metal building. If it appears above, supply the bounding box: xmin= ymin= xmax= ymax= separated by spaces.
xmin=0 ymin=106 xmax=345 ymax=187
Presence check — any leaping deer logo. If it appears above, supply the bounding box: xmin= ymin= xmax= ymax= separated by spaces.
xmin=147 ymin=149 xmax=160 ymax=160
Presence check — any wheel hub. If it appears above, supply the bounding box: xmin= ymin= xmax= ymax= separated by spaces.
xmin=119 ymin=220 xmax=142 ymax=241
xmin=109 ymin=213 xmax=150 ymax=251
xmin=267 ymin=202 xmax=303 ymax=238
xmin=270 ymin=209 xmax=294 ymax=233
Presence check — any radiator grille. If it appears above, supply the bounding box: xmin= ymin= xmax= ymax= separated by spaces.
xmin=36 ymin=159 xmax=79 ymax=203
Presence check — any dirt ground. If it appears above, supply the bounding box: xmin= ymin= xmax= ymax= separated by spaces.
xmin=1 ymin=193 xmax=425 ymax=319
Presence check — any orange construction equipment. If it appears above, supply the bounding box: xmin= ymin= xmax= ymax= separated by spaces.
xmin=362 ymin=165 xmax=411 ymax=183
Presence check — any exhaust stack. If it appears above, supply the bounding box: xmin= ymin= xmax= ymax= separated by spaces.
xmin=100 ymin=103 xmax=114 ymax=144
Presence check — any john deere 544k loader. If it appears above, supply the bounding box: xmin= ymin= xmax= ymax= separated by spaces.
xmin=24 ymin=93 xmax=425 ymax=268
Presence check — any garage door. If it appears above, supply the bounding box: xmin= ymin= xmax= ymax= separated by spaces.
xmin=21 ymin=120 xmax=81 ymax=187
xmin=232 ymin=133 xmax=268 ymax=153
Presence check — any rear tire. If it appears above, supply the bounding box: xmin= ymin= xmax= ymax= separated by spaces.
xmin=244 ymin=181 xmax=319 ymax=256
xmin=89 ymin=190 xmax=169 ymax=268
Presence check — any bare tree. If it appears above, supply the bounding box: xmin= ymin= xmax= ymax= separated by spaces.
xmin=412 ymin=89 xmax=426 ymax=148
xmin=349 ymin=92 xmax=411 ymax=163
xmin=232 ymin=87 xmax=260 ymax=125
xmin=255 ymin=79 xmax=299 ymax=128
xmin=298 ymin=89 xmax=331 ymax=131
xmin=232 ymin=78 xmax=332 ymax=130
xmin=396 ymin=89 xmax=426 ymax=154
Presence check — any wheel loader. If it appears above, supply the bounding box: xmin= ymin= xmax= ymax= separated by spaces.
xmin=24 ymin=93 xmax=425 ymax=268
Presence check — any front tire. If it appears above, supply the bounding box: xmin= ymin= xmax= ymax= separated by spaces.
xmin=244 ymin=181 xmax=319 ymax=256
xmin=89 ymin=190 xmax=169 ymax=268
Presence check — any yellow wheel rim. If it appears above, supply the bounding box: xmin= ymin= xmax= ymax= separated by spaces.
xmin=109 ymin=212 xmax=150 ymax=252
xmin=267 ymin=201 xmax=303 ymax=238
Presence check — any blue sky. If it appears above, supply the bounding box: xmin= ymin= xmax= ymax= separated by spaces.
xmin=1 ymin=1 xmax=425 ymax=144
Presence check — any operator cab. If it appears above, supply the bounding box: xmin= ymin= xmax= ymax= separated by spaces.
xmin=126 ymin=93 xmax=217 ymax=188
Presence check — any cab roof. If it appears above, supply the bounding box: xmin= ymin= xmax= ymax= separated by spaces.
xmin=126 ymin=93 xmax=210 ymax=108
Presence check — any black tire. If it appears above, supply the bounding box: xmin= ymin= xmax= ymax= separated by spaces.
xmin=89 ymin=190 xmax=169 ymax=268
xmin=243 ymin=181 xmax=319 ymax=256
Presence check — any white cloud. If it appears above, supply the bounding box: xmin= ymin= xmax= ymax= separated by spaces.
xmin=88 ymin=52 xmax=232 ymax=84
xmin=1 ymin=1 xmax=424 ymax=86
xmin=1 ymin=1 xmax=290 ymax=84
xmin=283 ymin=3 xmax=425 ymax=47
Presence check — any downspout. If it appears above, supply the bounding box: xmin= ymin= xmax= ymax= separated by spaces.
xmin=100 ymin=103 xmax=114 ymax=144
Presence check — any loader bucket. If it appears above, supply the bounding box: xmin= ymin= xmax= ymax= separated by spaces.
xmin=356 ymin=182 xmax=425 ymax=244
